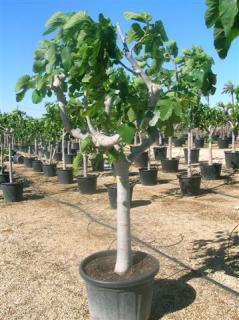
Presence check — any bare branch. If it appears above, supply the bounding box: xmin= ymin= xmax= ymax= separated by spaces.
xmin=104 ymin=96 xmax=113 ymax=115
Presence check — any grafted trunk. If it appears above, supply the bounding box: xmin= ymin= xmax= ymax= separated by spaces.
xmin=208 ymin=133 xmax=213 ymax=166
xmin=0 ymin=140 xmax=3 ymax=173
xmin=168 ymin=137 xmax=172 ymax=160
xmin=187 ymin=129 xmax=192 ymax=178
xmin=114 ymin=159 xmax=132 ymax=275
xmin=9 ymin=139 xmax=13 ymax=183
xmin=67 ymin=141 xmax=71 ymax=155
xmin=62 ymin=131 xmax=66 ymax=170
xmin=34 ymin=138 xmax=38 ymax=156
xmin=83 ymin=154 xmax=88 ymax=177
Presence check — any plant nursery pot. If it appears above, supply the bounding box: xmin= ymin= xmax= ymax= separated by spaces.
xmin=24 ymin=157 xmax=35 ymax=168
xmin=79 ymin=250 xmax=159 ymax=320
xmin=71 ymin=142 xmax=80 ymax=150
xmin=32 ymin=160 xmax=43 ymax=172
xmin=161 ymin=158 xmax=179 ymax=172
xmin=0 ymin=172 xmax=10 ymax=184
xmin=12 ymin=154 xmax=24 ymax=164
xmin=44 ymin=151 xmax=50 ymax=159
xmin=139 ymin=167 xmax=158 ymax=186
xmin=177 ymin=173 xmax=201 ymax=196
xmin=173 ymin=138 xmax=184 ymax=147
xmin=56 ymin=168 xmax=73 ymax=184
xmin=224 ymin=151 xmax=239 ymax=169
xmin=130 ymin=146 xmax=149 ymax=168
xmin=217 ymin=138 xmax=229 ymax=149
xmin=153 ymin=146 xmax=167 ymax=160
xmin=200 ymin=162 xmax=222 ymax=180
xmin=54 ymin=152 xmax=62 ymax=161
xmin=184 ymin=148 xmax=200 ymax=164
xmin=77 ymin=175 xmax=97 ymax=194
xmin=91 ymin=157 xmax=105 ymax=172
xmin=1 ymin=182 xmax=23 ymax=202
xmin=106 ymin=182 xmax=134 ymax=209
xmin=194 ymin=138 xmax=204 ymax=148
xmin=65 ymin=154 xmax=74 ymax=165
xmin=42 ymin=164 xmax=56 ymax=177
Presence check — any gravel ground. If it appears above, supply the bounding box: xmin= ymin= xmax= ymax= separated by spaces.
xmin=0 ymin=144 xmax=238 ymax=319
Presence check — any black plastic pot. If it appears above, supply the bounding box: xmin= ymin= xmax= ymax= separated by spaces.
xmin=173 ymin=138 xmax=184 ymax=147
xmin=42 ymin=164 xmax=57 ymax=177
xmin=54 ymin=152 xmax=62 ymax=161
xmin=153 ymin=146 xmax=167 ymax=160
xmin=80 ymin=250 xmax=159 ymax=320
xmin=218 ymin=138 xmax=229 ymax=149
xmin=195 ymin=138 xmax=204 ymax=148
xmin=184 ymin=148 xmax=200 ymax=164
xmin=1 ymin=182 xmax=23 ymax=202
xmin=224 ymin=151 xmax=239 ymax=169
xmin=91 ymin=157 xmax=104 ymax=172
xmin=44 ymin=151 xmax=50 ymax=159
xmin=200 ymin=162 xmax=222 ymax=180
xmin=12 ymin=155 xmax=24 ymax=164
xmin=56 ymin=168 xmax=73 ymax=184
xmin=24 ymin=157 xmax=35 ymax=168
xmin=177 ymin=173 xmax=201 ymax=196
xmin=139 ymin=167 xmax=158 ymax=186
xmin=32 ymin=160 xmax=43 ymax=172
xmin=0 ymin=172 xmax=10 ymax=183
xmin=130 ymin=146 xmax=149 ymax=168
xmin=77 ymin=175 xmax=97 ymax=194
xmin=106 ymin=182 xmax=134 ymax=209
xmin=65 ymin=154 xmax=74 ymax=165
xmin=71 ymin=142 xmax=80 ymax=150
xmin=161 ymin=158 xmax=179 ymax=172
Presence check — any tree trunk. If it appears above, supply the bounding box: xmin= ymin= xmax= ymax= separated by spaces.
xmin=34 ymin=138 xmax=38 ymax=156
xmin=0 ymin=141 xmax=3 ymax=173
xmin=187 ymin=129 xmax=192 ymax=178
xmin=62 ymin=131 xmax=66 ymax=170
xmin=232 ymin=131 xmax=236 ymax=152
xmin=159 ymin=132 xmax=162 ymax=145
xmin=208 ymin=133 xmax=213 ymax=166
xmin=83 ymin=154 xmax=88 ymax=177
xmin=67 ymin=141 xmax=71 ymax=155
xmin=114 ymin=159 xmax=132 ymax=275
xmin=168 ymin=137 xmax=172 ymax=160
xmin=9 ymin=139 xmax=13 ymax=183
xmin=195 ymin=128 xmax=200 ymax=140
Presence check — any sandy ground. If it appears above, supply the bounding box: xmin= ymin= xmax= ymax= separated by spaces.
xmin=0 ymin=144 xmax=238 ymax=320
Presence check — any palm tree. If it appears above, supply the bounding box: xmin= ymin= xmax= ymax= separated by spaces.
xmin=222 ymin=81 xmax=235 ymax=105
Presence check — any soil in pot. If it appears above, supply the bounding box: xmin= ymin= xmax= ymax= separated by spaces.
xmin=1 ymin=182 xmax=23 ymax=202
xmin=24 ymin=157 xmax=35 ymax=168
xmin=106 ymin=182 xmax=134 ymax=209
xmin=77 ymin=175 xmax=97 ymax=194
xmin=42 ymin=164 xmax=57 ymax=177
xmin=161 ymin=158 xmax=179 ymax=172
xmin=218 ymin=138 xmax=229 ymax=149
xmin=153 ymin=146 xmax=167 ymax=161
xmin=224 ymin=151 xmax=239 ymax=169
xmin=56 ymin=168 xmax=73 ymax=184
xmin=139 ymin=167 xmax=158 ymax=186
xmin=194 ymin=138 xmax=204 ymax=148
xmin=200 ymin=162 xmax=222 ymax=180
xmin=80 ymin=250 xmax=159 ymax=320
xmin=32 ymin=160 xmax=43 ymax=172
xmin=177 ymin=173 xmax=201 ymax=196
xmin=184 ymin=148 xmax=200 ymax=164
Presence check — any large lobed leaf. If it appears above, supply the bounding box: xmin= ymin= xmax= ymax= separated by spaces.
xmin=124 ymin=10 xmax=152 ymax=23
xmin=15 ymin=75 xmax=31 ymax=92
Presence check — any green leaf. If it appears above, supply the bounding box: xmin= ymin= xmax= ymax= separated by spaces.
xmin=35 ymin=77 xmax=45 ymax=91
xmin=32 ymin=90 xmax=43 ymax=104
xmin=47 ymin=44 xmax=57 ymax=68
xmin=124 ymin=10 xmax=152 ymax=23
xmin=205 ymin=0 xmax=219 ymax=28
xmin=63 ymin=11 xmax=89 ymax=31
xmin=127 ymin=108 xmax=136 ymax=122
xmin=80 ymin=136 xmax=92 ymax=153
xmin=107 ymin=148 xmax=122 ymax=164
xmin=15 ymin=75 xmax=31 ymax=92
xmin=61 ymin=46 xmax=72 ymax=71
xmin=219 ymin=0 xmax=238 ymax=37
xmin=149 ymin=111 xmax=160 ymax=126
xmin=117 ymin=124 xmax=135 ymax=144
xmin=81 ymin=73 xmax=92 ymax=83
xmin=126 ymin=23 xmax=144 ymax=43
xmin=16 ymin=91 xmax=26 ymax=102
xmin=157 ymin=99 xmax=173 ymax=121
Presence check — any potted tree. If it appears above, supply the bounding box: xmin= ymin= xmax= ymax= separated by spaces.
xmin=16 ymin=10 xmax=187 ymax=319
xmin=56 ymin=129 xmax=73 ymax=184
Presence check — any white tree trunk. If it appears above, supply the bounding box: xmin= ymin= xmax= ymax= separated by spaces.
xmin=83 ymin=154 xmax=88 ymax=177
xmin=34 ymin=138 xmax=37 ymax=156
xmin=67 ymin=141 xmax=71 ymax=155
xmin=168 ymin=137 xmax=172 ymax=160
xmin=147 ymin=154 xmax=151 ymax=171
xmin=114 ymin=159 xmax=132 ymax=275
xmin=134 ymin=133 xmax=137 ymax=146
xmin=0 ymin=140 xmax=3 ymax=173
xmin=9 ymin=139 xmax=13 ymax=183
xmin=232 ymin=131 xmax=236 ymax=153
xmin=62 ymin=131 xmax=66 ymax=170
xmin=208 ymin=133 xmax=213 ymax=166
xmin=159 ymin=133 xmax=162 ymax=145
xmin=187 ymin=129 xmax=192 ymax=178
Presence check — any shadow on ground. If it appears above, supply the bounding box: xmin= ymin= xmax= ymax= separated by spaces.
xmin=150 ymin=279 xmax=196 ymax=319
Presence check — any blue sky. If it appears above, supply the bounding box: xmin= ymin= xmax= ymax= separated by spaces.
xmin=0 ymin=0 xmax=238 ymax=118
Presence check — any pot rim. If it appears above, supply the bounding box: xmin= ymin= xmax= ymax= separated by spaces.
xmin=80 ymin=250 xmax=159 ymax=289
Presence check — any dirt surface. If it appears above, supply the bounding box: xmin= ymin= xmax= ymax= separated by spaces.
xmin=0 ymin=144 xmax=239 ymax=320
